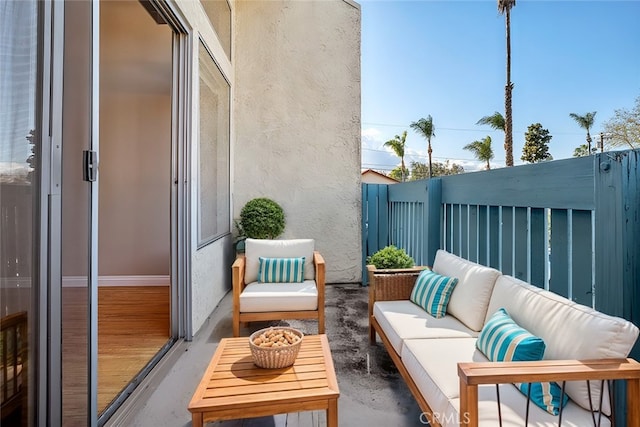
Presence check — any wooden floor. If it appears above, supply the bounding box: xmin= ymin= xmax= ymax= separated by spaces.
xmin=98 ymin=286 xmax=170 ymax=412
xmin=62 ymin=286 xmax=170 ymax=424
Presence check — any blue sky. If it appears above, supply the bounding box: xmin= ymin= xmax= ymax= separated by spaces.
xmin=361 ymin=0 xmax=640 ymax=172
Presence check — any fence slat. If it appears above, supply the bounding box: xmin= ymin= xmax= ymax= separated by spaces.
xmin=501 ymin=206 xmax=513 ymax=276
xmin=514 ymin=207 xmax=528 ymax=281
xmin=571 ymin=210 xmax=593 ymax=306
xmin=529 ymin=208 xmax=546 ymax=288
xmin=488 ymin=206 xmax=500 ymax=270
xmin=549 ymin=209 xmax=569 ymax=298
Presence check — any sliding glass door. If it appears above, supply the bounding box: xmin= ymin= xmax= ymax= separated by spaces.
xmin=60 ymin=1 xmax=99 ymax=425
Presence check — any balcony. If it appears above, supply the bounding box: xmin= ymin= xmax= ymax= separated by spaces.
xmin=107 ymin=284 xmax=423 ymax=426
xmin=105 ymin=150 xmax=639 ymax=426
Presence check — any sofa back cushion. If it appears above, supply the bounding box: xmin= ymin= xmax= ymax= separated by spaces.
xmin=245 ymin=239 xmax=315 ymax=284
xmin=432 ymin=250 xmax=501 ymax=332
xmin=486 ymin=275 xmax=640 ymax=414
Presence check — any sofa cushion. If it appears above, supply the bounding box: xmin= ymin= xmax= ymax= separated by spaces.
xmin=410 ymin=269 xmax=458 ymax=318
xmin=373 ymin=301 xmax=477 ymax=355
xmin=487 ymin=275 xmax=640 ymax=415
xmin=401 ymin=338 xmax=487 ymax=418
xmin=477 ymin=308 xmax=567 ymax=415
xmin=432 ymin=250 xmax=501 ymax=332
xmin=239 ymin=280 xmax=318 ymax=312
xmin=245 ymin=238 xmax=315 ymax=284
xmin=258 ymin=257 xmax=305 ymax=283
xmin=401 ymin=338 xmax=602 ymax=427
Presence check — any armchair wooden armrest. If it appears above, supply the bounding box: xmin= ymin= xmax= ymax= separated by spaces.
xmin=458 ymin=358 xmax=640 ymax=427
xmin=313 ymin=251 xmax=325 ymax=334
xmin=231 ymin=255 xmax=245 ymax=337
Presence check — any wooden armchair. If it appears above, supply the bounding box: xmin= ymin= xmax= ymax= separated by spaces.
xmin=232 ymin=238 xmax=325 ymax=337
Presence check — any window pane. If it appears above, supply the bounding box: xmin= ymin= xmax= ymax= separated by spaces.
xmin=198 ymin=41 xmax=230 ymax=246
xmin=200 ymin=0 xmax=231 ymax=60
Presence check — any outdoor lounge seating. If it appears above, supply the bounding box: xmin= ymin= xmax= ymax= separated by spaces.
xmin=231 ymin=238 xmax=325 ymax=337
xmin=369 ymin=249 xmax=640 ymax=427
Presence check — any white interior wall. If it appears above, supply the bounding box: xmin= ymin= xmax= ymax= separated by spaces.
xmin=99 ymin=1 xmax=172 ymax=276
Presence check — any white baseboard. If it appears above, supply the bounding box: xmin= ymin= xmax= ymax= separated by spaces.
xmin=1 ymin=275 xmax=170 ymax=288
xmin=63 ymin=275 xmax=170 ymax=287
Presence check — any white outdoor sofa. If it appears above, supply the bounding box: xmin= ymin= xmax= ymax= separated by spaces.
xmin=368 ymin=249 xmax=640 ymax=426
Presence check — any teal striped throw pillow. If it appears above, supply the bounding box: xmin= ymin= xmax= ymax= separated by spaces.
xmin=477 ymin=308 xmax=568 ymax=415
xmin=409 ymin=269 xmax=458 ymax=318
xmin=258 ymin=257 xmax=305 ymax=283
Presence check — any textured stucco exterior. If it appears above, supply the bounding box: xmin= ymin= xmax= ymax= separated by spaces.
xmin=191 ymin=235 xmax=234 ymax=333
xmin=172 ymin=0 xmax=362 ymax=334
xmin=233 ymin=0 xmax=362 ymax=283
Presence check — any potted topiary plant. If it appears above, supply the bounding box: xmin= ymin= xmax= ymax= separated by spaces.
xmin=234 ymin=197 xmax=285 ymax=252
xmin=366 ymin=245 xmax=427 ymax=342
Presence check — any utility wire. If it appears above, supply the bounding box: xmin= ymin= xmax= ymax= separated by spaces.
xmin=362 ymin=121 xmax=586 ymax=136
xmin=362 ymin=147 xmax=500 ymax=163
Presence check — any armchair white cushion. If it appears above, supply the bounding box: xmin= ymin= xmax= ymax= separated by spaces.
xmin=244 ymin=238 xmax=315 ymax=283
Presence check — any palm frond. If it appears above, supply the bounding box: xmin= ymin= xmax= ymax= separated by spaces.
xmin=476 ymin=112 xmax=505 ymax=131
xmin=570 ymin=111 xmax=597 ymax=130
xmin=498 ymin=0 xmax=516 ymax=15
xmin=410 ymin=115 xmax=435 ymax=139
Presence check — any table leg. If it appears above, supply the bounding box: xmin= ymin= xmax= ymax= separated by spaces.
xmin=327 ymin=398 xmax=338 ymax=427
xmin=192 ymin=412 xmax=203 ymax=427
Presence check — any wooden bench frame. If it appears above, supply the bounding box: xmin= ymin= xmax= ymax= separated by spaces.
xmin=368 ymin=266 xmax=640 ymax=426
xmin=232 ymin=252 xmax=325 ymax=337
xmin=367 ymin=266 xmax=444 ymax=425
xmin=1 ymin=311 xmax=28 ymax=424
xmin=458 ymin=358 xmax=640 ymax=427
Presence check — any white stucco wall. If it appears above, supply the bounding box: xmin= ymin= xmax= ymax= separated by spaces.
xmin=172 ymin=0 xmax=235 ymax=335
xmin=191 ymin=234 xmax=234 ymax=333
xmin=233 ymin=0 xmax=362 ymax=283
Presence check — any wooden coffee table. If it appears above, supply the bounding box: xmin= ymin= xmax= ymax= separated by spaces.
xmin=188 ymin=334 xmax=340 ymax=426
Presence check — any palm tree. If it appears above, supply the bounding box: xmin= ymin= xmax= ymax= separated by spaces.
xmin=464 ymin=136 xmax=494 ymax=170
xmin=573 ymin=143 xmax=591 ymax=158
xmin=410 ymin=116 xmax=436 ymax=178
xmin=383 ymin=131 xmax=408 ymax=182
xmin=498 ymin=0 xmax=516 ymax=167
xmin=569 ymin=111 xmax=597 ymax=153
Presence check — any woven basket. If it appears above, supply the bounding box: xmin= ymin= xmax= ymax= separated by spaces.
xmin=249 ymin=327 xmax=304 ymax=369
xmin=367 ymin=266 xmax=428 ymax=301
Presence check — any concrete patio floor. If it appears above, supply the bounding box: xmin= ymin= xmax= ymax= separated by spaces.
xmin=113 ymin=284 xmax=424 ymax=426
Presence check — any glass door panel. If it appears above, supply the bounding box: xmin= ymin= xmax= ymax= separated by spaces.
xmin=0 ymin=1 xmax=40 ymax=425
xmin=61 ymin=0 xmax=98 ymax=425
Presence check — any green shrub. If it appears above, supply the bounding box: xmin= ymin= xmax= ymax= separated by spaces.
xmin=366 ymin=245 xmax=415 ymax=269
xmin=239 ymin=198 xmax=285 ymax=239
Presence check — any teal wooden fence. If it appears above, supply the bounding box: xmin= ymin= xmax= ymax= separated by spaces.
xmin=363 ymin=150 xmax=640 ymax=423
xmin=363 ymin=149 xmax=639 ymax=354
